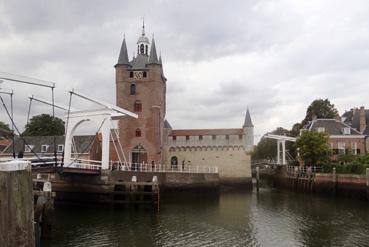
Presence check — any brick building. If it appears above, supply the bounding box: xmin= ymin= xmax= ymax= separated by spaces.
xmin=114 ymin=24 xmax=253 ymax=184
xmin=304 ymin=119 xmax=366 ymax=158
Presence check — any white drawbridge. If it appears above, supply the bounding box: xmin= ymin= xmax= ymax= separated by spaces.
xmin=264 ymin=134 xmax=296 ymax=165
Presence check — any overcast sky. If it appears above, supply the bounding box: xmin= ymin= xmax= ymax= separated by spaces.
xmin=1 ymin=0 xmax=369 ymax=142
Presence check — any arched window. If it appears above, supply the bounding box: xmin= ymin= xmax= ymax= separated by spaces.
xmin=171 ymin=156 xmax=178 ymax=169
xmin=145 ymin=45 xmax=148 ymax=55
xmin=130 ymin=83 xmax=136 ymax=95
xmin=140 ymin=44 xmax=145 ymax=54
xmin=134 ymin=100 xmax=142 ymax=112
xmin=135 ymin=128 xmax=141 ymax=137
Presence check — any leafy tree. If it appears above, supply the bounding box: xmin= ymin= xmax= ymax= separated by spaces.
xmin=23 ymin=114 xmax=65 ymax=136
xmin=302 ymin=99 xmax=339 ymax=126
xmin=295 ymin=131 xmax=331 ymax=166
xmin=0 ymin=121 xmax=12 ymax=139
xmin=290 ymin=122 xmax=303 ymax=137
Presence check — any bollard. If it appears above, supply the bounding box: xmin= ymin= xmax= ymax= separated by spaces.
xmin=366 ymin=168 xmax=369 ymax=201
xmin=0 ymin=160 xmax=35 ymax=247
xmin=332 ymin=167 xmax=337 ymax=195
xmin=256 ymin=166 xmax=260 ymax=193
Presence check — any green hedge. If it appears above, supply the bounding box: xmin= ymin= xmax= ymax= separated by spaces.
xmin=320 ymin=163 xmax=369 ymax=175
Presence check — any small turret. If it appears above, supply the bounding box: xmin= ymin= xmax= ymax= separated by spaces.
xmin=116 ymin=37 xmax=130 ymax=66
xmin=243 ymin=108 xmax=254 ymax=152
xmin=148 ymin=37 xmax=160 ymax=64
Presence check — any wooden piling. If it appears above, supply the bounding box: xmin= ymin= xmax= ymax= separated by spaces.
xmin=0 ymin=161 xmax=35 ymax=247
xmin=256 ymin=167 xmax=260 ymax=193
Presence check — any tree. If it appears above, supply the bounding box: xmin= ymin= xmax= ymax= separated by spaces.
xmin=23 ymin=114 xmax=65 ymax=136
xmin=0 ymin=121 xmax=12 ymax=139
xmin=302 ymin=99 xmax=339 ymax=126
xmin=295 ymin=131 xmax=331 ymax=166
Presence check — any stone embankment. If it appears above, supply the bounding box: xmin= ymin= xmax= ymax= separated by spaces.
xmin=261 ymin=166 xmax=369 ymax=200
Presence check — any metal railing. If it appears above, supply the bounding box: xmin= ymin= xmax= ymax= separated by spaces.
xmin=286 ymin=165 xmax=323 ymax=179
xmin=110 ymin=161 xmax=218 ymax=174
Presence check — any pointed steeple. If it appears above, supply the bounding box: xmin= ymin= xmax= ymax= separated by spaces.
xmin=243 ymin=108 xmax=254 ymax=127
xmin=142 ymin=18 xmax=146 ymax=36
xmin=159 ymin=52 xmax=162 ymax=64
xmin=149 ymin=37 xmax=159 ymax=64
xmin=117 ymin=37 xmax=130 ymax=65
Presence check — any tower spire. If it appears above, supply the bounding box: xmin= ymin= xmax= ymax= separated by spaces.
xmin=243 ymin=107 xmax=254 ymax=127
xmin=142 ymin=18 xmax=145 ymax=36
xmin=149 ymin=37 xmax=159 ymax=64
xmin=117 ymin=36 xmax=130 ymax=65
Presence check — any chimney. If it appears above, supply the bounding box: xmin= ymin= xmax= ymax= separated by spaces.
xmin=359 ymin=106 xmax=366 ymax=133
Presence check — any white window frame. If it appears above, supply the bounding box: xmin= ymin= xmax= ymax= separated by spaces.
xmin=343 ymin=127 xmax=351 ymax=135
xmin=317 ymin=127 xmax=325 ymax=133
xmin=57 ymin=144 xmax=64 ymax=153
xmin=24 ymin=145 xmax=34 ymax=153
xmin=338 ymin=142 xmax=346 ymax=155
xmin=41 ymin=145 xmax=49 ymax=153
xmin=352 ymin=142 xmax=357 ymax=155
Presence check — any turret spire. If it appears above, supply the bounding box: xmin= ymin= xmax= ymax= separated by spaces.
xmin=142 ymin=18 xmax=145 ymax=36
xmin=243 ymin=107 xmax=254 ymax=127
xmin=117 ymin=36 xmax=130 ymax=65
xmin=149 ymin=37 xmax=159 ymax=64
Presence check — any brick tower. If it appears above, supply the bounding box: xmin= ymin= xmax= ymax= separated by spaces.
xmin=115 ymin=23 xmax=166 ymax=166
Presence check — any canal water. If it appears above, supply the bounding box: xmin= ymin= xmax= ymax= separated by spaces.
xmin=43 ymin=185 xmax=369 ymax=247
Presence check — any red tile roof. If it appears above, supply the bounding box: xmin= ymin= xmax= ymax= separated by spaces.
xmin=0 ymin=139 xmax=11 ymax=146
xmin=170 ymin=129 xmax=243 ymax=136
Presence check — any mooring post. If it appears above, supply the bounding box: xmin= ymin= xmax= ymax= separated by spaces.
xmin=332 ymin=167 xmax=337 ymax=195
xmin=256 ymin=166 xmax=260 ymax=193
xmin=366 ymin=168 xmax=369 ymax=200
xmin=0 ymin=160 xmax=35 ymax=247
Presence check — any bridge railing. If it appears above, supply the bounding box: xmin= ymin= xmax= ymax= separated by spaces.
xmin=286 ymin=165 xmax=323 ymax=179
xmin=110 ymin=161 xmax=218 ymax=174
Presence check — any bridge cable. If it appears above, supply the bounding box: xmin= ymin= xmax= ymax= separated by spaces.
xmin=0 ymin=95 xmax=48 ymax=165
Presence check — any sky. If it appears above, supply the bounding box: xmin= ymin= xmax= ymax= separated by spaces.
xmin=1 ymin=0 xmax=369 ymax=142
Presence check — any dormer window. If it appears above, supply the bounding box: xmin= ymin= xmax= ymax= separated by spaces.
xmin=343 ymin=127 xmax=351 ymax=135
xmin=317 ymin=127 xmax=325 ymax=133
xmin=24 ymin=145 xmax=34 ymax=153
xmin=41 ymin=145 xmax=49 ymax=153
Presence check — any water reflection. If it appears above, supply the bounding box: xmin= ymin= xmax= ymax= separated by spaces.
xmin=44 ymin=186 xmax=369 ymax=247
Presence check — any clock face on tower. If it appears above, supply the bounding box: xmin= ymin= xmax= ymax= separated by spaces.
xmin=133 ymin=71 xmax=143 ymax=80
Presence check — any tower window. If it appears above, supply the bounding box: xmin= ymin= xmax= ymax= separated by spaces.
xmin=212 ymin=135 xmax=216 ymax=140
xmin=145 ymin=45 xmax=148 ymax=55
xmin=143 ymin=71 xmax=147 ymax=78
xmin=239 ymin=134 xmax=243 ymax=140
xmin=186 ymin=136 xmax=190 ymax=141
xmin=199 ymin=135 xmax=203 ymax=141
xmin=130 ymin=84 xmax=136 ymax=95
xmin=129 ymin=72 xmax=133 ymax=78
xmin=226 ymin=135 xmax=229 ymax=140
xmin=172 ymin=136 xmax=176 ymax=141
xmin=134 ymin=100 xmax=142 ymax=112
xmin=135 ymin=129 xmax=141 ymax=137
xmin=140 ymin=44 xmax=144 ymax=54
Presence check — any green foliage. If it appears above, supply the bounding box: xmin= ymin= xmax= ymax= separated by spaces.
xmin=302 ymin=99 xmax=339 ymax=126
xmin=0 ymin=121 xmax=12 ymax=139
xmin=295 ymin=131 xmax=331 ymax=166
xmin=320 ymin=162 xmax=369 ymax=175
xmin=22 ymin=114 xmax=65 ymax=136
